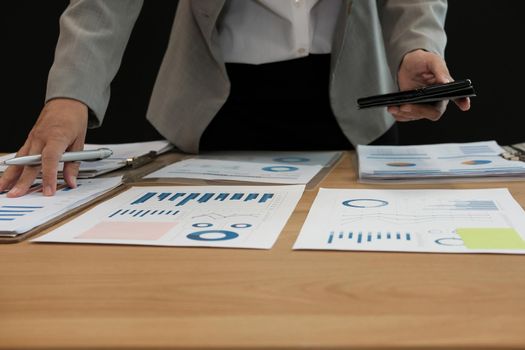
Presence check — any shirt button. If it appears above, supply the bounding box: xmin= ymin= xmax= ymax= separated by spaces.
xmin=297 ymin=48 xmax=306 ymax=55
xmin=294 ymin=0 xmax=302 ymax=6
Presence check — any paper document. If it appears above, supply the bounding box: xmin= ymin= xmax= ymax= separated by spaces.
xmin=196 ymin=150 xmax=341 ymax=167
xmin=357 ymin=140 xmax=525 ymax=183
xmin=34 ymin=185 xmax=304 ymax=249
xmin=0 ymin=176 xmax=122 ymax=236
xmin=145 ymin=158 xmax=323 ymax=184
xmin=293 ymin=188 xmax=525 ymax=254
xmin=0 ymin=140 xmax=173 ymax=178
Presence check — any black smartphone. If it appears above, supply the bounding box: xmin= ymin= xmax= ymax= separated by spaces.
xmin=357 ymin=79 xmax=476 ymax=109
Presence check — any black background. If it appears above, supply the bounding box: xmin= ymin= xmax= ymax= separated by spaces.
xmin=1 ymin=1 xmax=522 ymax=152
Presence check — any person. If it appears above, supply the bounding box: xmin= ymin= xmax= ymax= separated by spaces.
xmin=0 ymin=0 xmax=470 ymax=197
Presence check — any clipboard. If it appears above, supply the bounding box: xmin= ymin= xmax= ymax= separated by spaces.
xmin=0 ymin=179 xmax=124 ymax=244
xmin=357 ymin=79 xmax=476 ymax=109
xmin=501 ymin=142 xmax=525 ymax=161
xmin=133 ymin=152 xmax=343 ymax=191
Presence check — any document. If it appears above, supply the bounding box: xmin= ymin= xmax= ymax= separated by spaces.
xmin=34 ymin=185 xmax=304 ymax=249
xmin=293 ymin=188 xmax=525 ymax=254
xmin=196 ymin=150 xmax=342 ymax=167
xmin=0 ymin=140 xmax=173 ymax=178
xmin=357 ymin=140 xmax=525 ymax=183
xmin=0 ymin=176 xmax=122 ymax=237
xmin=144 ymin=158 xmax=323 ymax=185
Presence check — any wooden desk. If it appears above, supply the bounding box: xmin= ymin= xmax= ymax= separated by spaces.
xmin=1 ymin=152 xmax=525 ymax=349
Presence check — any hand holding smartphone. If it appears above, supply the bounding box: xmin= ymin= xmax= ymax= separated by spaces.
xmin=357 ymin=79 xmax=476 ymax=109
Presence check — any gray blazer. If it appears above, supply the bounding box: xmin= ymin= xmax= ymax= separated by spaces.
xmin=46 ymin=0 xmax=447 ymax=153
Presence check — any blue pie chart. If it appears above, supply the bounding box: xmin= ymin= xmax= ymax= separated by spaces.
xmin=262 ymin=166 xmax=299 ymax=172
xmin=272 ymin=157 xmax=310 ymax=163
xmin=187 ymin=230 xmax=239 ymax=241
xmin=342 ymin=199 xmax=389 ymax=208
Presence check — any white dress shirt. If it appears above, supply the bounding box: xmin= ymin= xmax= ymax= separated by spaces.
xmin=217 ymin=0 xmax=343 ymax=65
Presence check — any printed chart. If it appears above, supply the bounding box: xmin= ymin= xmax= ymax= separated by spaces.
xmin=293 ymin=188 xmax=525 ymax=254
xmin=144 ymin=159 xmax=323 ymax=184
xmin=0 ymin=177 xmax=122 ymax=235
xmin=196 ymin=150 xmax=341 ymax=167
xmin=357 ymin=140 xmax=525 ymax=182
xmin=34 ymin=185 xmax=304 ymax=249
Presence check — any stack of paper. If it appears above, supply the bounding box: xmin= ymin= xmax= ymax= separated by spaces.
xmin=0 ymin=140 xmax=173 ymax=178
xmin=144 ymin=158 xmax=323 ymax=185
xmin=144 ymin=151 xmax=341 ymax=185
xmin=196 ymin=150 xmax=341 ymax=167
xmin=0 ymin=177 xmax=122 ymax=238
xmin=357 ymin=140 xmax=525 ymax=183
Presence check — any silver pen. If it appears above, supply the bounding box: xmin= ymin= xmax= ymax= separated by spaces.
xmin=1 ymin=148 xmax=113 ymax=166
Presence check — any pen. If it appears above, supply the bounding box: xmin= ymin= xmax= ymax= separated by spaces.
xmin=1 ymin=148 xmax=113 ymax=166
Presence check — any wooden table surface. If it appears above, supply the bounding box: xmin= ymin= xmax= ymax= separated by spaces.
xmin=1 ymin=152 xmax=525 ymax=350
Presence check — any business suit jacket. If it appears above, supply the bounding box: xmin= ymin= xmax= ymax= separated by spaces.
xmin=46 ymin=0 xmax=447 ymax=153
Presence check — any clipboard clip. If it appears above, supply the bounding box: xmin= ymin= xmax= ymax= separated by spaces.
xmin=500 ymin=145 xmax=525 ymax=161
xmin=125 ymin=151 xmax=158 ymax=168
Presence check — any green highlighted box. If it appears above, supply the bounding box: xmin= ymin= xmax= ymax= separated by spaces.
xmin=457 ymin=227 xmax=525 ymax=250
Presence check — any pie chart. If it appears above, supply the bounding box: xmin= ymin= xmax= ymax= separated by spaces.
xmin=386 ymin=162 xmax=416 ymax=167
xmin=462 ymin=160 xmax=492 ymax=165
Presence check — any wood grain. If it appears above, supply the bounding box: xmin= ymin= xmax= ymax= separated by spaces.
xmin=1 ymin=152 xmax=525 ymax=349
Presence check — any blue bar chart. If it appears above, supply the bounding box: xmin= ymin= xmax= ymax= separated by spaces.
xmin=35 ymin=185 xmax=305 ymax=249
xmin=0 ymin=205 xmax=43 ymax=221
xmin=426 ymin=200 xmax=498 ymax=211
xmin=327 ymin=230 xmax=412 ymax=244
xmin=108 ymin=209 xmax=180 ymax=218
xmin=293 ymin=187 xmax=525 ymax=254
xmin=244 ymin=193 xmax=258 ymax=201
xmin=215 ymin=193 xmax=228 ymax=201
xmin=129 ymin=191 xmax=276 ymax=207
xmin=60 ymin=184 xmax=82 ymax=192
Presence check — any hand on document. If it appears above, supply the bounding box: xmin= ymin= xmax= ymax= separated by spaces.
xmin=0 ymin=98 xmax=88 ymax=197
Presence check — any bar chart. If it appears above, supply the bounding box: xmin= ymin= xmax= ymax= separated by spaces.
xmin=1 ymin=177 xmax=123 ymax=235
xmin=0 ymin=205 xmax=43 ymax=221
xmin=424 ymin=200 xmax=499 ymax=211
xmin=36 ymin=185 xmax=305 ymax=249
xmin=327 ymin=230 xmax=412 ymax=245
xmin=294 ymin=188 xmax=525 ymax=254
xmin=129 ymin=191 xmax=274 ymax=206
xmin=108 ymin=209 xmax=180 ymax=218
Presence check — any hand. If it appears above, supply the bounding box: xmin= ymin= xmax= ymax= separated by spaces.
xmin=0 ymin=98 xmax=88 ymax=197
xmin=388 ymin=49 xmax=471 ymax=122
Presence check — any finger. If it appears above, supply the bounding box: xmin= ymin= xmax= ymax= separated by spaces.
xmin=40 ymin=141 xmax=70 ymax=196
xmin=391 ymin=112 xmax=424 ymax=122
xmin=6 ymin=141 xmax=45 ymax=197
xmin=393 ymin=115 xmax=420 ymax=122
xmin=62 ymin=162 xmax=80 ymax=189
xmin=427 ymin=57 xmax=452 ymax=84
xmin=387 ymin=106 xmax=424 ymax=122
xmin=6 ymin=165 xmax=42 ymax=198
xmin=391 ymin=103 xmax=445 ymax=121
xmin=0 ymin=166 xmax=25 ymax=193
xmin=453 ymin=97 xmax=471 ymax=111
xmin=0 ymin=143 xmax=31 ymax=192
xmin=62 ymin=135 xmax=85 ymax=189
xmin=401 ymin=104 xmax=442 ymax=121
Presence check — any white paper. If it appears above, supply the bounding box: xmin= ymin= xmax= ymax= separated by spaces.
xmin=0 ymin=177 xmax=122 ymax=235
xmin=293 ymin=188 xmax=525 ymax=254
xmin=196 ymin=150 xmax=341 ymax=167
xmin=357 ymin=141 xmax=525 ymax=182
xmin=34 ymin=185 xmax=304 ymax=249
xmin=0 ymin=140 xmax=173 ymax=178
xmin=145 ymin=158 xmax=323 ymax=184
